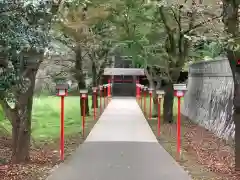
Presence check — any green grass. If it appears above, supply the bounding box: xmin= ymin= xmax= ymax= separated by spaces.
xmin=0 ymin=105 xmax=9 ymax=136
xmin=0 ymin=96 xmax=99 ymax=141
xmin=0 ymin=106 xmax=4 ymax=121
xmin=32 ymin=96 xmax=84 ymax=140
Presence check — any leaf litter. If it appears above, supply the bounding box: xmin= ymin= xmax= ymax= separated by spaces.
xmin=148 ymin=117 xmax=240 ymax=180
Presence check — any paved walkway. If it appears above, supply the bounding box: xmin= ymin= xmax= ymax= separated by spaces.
xmin=47 ymin=97 xmax=191 ymax=180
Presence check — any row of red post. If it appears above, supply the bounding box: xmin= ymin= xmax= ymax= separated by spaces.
xmin=56 ymin=81 xmax=112 ymax=161
xmin=80 ymin=84 xmax=111 ymax=138
xmin=135 ymin=82 xmax=187 ymax=158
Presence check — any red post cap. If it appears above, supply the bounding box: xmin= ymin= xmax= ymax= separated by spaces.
xmin=237 ymin=59 xmax=240 ymax=65
xmin=174 ymin=90 xmax=184 ymax=97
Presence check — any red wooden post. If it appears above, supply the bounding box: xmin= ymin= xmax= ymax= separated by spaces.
xmin=140 ymin=85 xmax=143 ymax=109
xmin=108 ymin=78 xmax=111 ymax=97
xmin=137 ymin=82 xmax=141 ymax=104
xmin=82 ymin=96 xmax=85 ymax=137
xmin=144 ymin=87 xmax=147 ymax=114
xmin=136 ymin=79 xmax=139 ymax=99
xmin=173 ymin=83 xmax=187 ymax=158
xmin=93 ymin=87 xmax=97 ymax=120
xmin=60 ymin=96 xmax=64 ymax=161
xmin=104 ymin=86 xmax=106 ymax=108
xmin=140 ymin=87 xmax=142 ymax=108
xmin=94 ymin=94 xmax=96 ymax=120
xmin=149 ymin=89 xmax=152 ymax=120
xmin=177 ymin=96 xmax=181 ymax=154
xmin=99 ymin=85 xmax=102 ymax=114
xmin=156 ymin=90 xmax=165 ymax=136
xmin=157 ymin=97 xmax=161 ymax=136
xmin=80 ymin=89 xmax=88 ymax=137
xmin=56 ymin=84 xmax=68 ymax=161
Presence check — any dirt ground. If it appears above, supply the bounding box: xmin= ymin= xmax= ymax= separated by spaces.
xmin=0 ymin=117 xmax=97 ymax=180
xmin=148 ymin=115 xmax=240 ymax=180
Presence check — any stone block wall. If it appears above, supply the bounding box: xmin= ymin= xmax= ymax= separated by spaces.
xmin=182 ymin=58 xmax=234 ymax=140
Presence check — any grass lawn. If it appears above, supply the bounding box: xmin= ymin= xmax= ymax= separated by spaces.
xmin=0 ymin=106 xmax=4 ymax=120
xmin=0 ymin=96 xmax=100 ymax=141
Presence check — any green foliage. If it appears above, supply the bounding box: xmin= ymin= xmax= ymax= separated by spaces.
xmin=0 ymin=1 xmax=57 ymax=94
xmin=55 ymin=0 xmax=115 ymax=82
xmin=191 ymin=40 xmax=224 ymax=61
xmin=107 ymin=0 xmax=162 ymax=66
xmin=108 ymin=0 xmax=226 ymax=82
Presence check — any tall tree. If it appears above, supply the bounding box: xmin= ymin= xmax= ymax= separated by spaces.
xmin=0 ymin=0 xmax=61 ymax=163
xmin=107 ymin=0 xmax=221 ymax=122
xmin=55 ymin=1 xmax=112 ymax=114
xmin=156 ymin=0 xmax=222 ymax=122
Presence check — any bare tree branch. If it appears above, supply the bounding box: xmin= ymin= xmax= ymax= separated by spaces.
xmin=183 ymin=14 xmax=222 ymax=35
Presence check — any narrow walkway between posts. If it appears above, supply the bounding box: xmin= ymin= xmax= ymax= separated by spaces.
xmin=47 ymin=97 xmax=191 ymax=180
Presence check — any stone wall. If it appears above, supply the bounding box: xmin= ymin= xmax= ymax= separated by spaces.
xmin=182 ymin=58 xmax=234 ymax=140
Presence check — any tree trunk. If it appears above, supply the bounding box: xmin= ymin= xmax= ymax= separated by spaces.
xmin=9 ymin=68 xmax=37 ymax=163
xmin=91 ymin=61 xmax=98 ymax=108
xmin=75 ymin=46 xmax=89 ymax=116
xmin=152 ymin=94 xmax=158 ymax=118
xmin=152 ymin=81 xmax=161 ymax=118
xmin=163 ymin=83 xmax=174 ymax=123
xmin=227 ymin=50 xmax=240 ymax=171
xmin=222 ymin=0 xmax=240 ymax=171
xmin=233 ymin=70 xmax=240 ymax=171
xmin=11 ymin=107 xmax=31 ymax=163
xmin=227 ymin=51 xmax=240 ymax=171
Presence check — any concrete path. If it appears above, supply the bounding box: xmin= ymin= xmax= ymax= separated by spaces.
xmin=47 ymin=97 xmax=191 ymax=180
